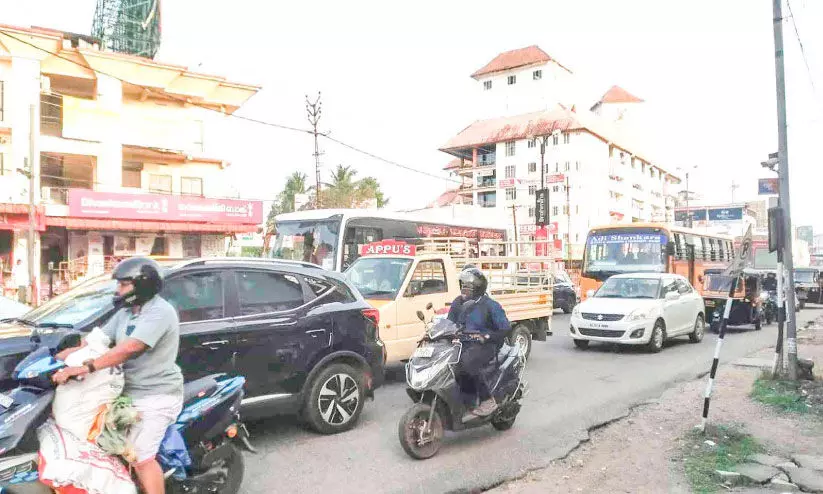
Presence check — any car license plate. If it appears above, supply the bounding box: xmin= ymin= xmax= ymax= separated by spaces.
xmin=0 ymin=393 xmax=13 ymax=409
xmin=413 ymin=346 xmax=434 ymax=358
xmin=590 ymin=323 xmax=609 ymax=329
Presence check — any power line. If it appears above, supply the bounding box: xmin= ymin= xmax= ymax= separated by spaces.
xmin=2 ymin=32 xmax=459 ymax=186
xmin=785 ymin=0 xmax=817 ymax=93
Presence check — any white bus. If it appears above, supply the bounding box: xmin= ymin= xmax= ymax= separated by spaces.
xmin=269 ymin=209 xmax=508 ymax=272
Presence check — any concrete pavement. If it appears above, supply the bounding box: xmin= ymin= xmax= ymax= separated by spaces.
xmin=241 ymin=307 xmax=821 ymax=493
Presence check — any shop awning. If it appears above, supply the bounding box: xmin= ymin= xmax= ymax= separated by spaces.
xmin=45 ymin=217 xmax=258 ymax=234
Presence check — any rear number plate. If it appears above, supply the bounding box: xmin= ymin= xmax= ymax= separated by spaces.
xmin=413 ymin=346 xmax=434 ymax=358
xmin=0 ymin=393 xmax=13 ymax=409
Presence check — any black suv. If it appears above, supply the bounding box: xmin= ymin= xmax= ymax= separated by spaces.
xmin=0 ymin=258 xmax=385 ymax=434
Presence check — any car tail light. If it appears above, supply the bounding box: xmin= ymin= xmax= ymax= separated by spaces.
xmin=362 ymin=308 xmax=380 ymax=338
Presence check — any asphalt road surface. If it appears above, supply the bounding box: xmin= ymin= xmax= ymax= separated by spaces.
xmin=241 ymin=307 xmax=820 ymax=493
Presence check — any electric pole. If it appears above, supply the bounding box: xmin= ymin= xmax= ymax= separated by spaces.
xmin=565 ymin=176 xmax=571 ymax=262
xmin=306 ymin=92 xmax=323 ymax=208
xmin=772 ymin=0 xmax=799 ymax=380
xmin=730 ymin=180 xmax=740 ymax=204
xmin=27 ymin=104 xmax=37 ymax=307
xmin=510 ymin=204 xmax=519 ymax=256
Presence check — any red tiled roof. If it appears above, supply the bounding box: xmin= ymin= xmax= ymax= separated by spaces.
xmin=439 ymin=108 xmax=678 ymax=181
xmin=427 ymin=189 xmax=464 ymax=208
xmin=471 ymin=45 xmax=568 ymax=79
xmin=599 ymin=85 xmax=644 ymax=104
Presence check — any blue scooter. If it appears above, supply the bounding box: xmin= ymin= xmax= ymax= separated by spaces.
xmin=0 ymin=337 xmax=253 ymax=493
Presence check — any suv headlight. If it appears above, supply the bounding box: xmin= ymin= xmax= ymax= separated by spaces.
xmin=626 ymin=309 xmax=649 ymax=321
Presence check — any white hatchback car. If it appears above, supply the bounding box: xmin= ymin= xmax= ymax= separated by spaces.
xmin=570 ymin=273 xmax=706 ymax=352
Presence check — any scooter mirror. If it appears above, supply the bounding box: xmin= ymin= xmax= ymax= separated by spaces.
xmin=416 ymin=311 xmax=425 ymax=321
xmin=426 ymin=302 xmax=433 ymax=311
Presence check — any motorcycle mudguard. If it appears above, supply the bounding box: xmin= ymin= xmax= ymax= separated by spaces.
xmin=175 ymin=376 xmax=245 ymax=450
xmin=0 ymin=388 xmax=54 ymax=455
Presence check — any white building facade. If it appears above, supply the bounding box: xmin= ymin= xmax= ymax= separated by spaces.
xmin=441 ymin=46 xmax=680 ymax=261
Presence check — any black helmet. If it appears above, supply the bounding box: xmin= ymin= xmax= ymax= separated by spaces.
xmin=112 ymin=257 xmax=164 ymax=307
xmin=459 ymin=267 xmax=487 ymax=299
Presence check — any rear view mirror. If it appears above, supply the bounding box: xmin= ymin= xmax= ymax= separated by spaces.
xmin=665 ymin=291 xmax=680 ymax=301
xmin=426 ymin=302 xmax=433 ymax=310
xmin=416 ymin=311 xmax=425 ymax=322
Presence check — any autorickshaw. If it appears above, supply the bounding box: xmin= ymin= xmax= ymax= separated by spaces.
xmin=702 ymin=268 xmax=767 ymax=333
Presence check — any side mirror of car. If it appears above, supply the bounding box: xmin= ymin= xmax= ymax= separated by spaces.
xmin=586 ymin=289 xmax=595 ymax=299
xmin=426 ymin=302 xmax=433 ymax=310
xmin=416 ymin=311 xmax=425 ymax=322
xmin=55 ymin=331 xmax=83 ymax=353
xmin=665 ymin=291 xmax=680 ymax=301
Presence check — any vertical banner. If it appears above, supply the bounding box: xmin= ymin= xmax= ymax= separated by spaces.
xmin=535 ymin=189 xmax=549 ymax=227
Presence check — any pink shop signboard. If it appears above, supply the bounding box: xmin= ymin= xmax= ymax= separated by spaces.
xmin=68 ymin=190 xmax=264 ymax=224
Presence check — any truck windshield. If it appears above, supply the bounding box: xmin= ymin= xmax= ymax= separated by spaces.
xmin=272 ymin=218 xmax=341 ymax=271
xmin=583 ymin=229 xmax=668 ymax=280
xmin=795 ymin=270 xmax=817 ymax=283
xmin=344 ymin=257 xmax=413 ymax=300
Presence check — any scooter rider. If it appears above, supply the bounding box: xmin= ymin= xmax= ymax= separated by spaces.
xmin=53 ymin=257 xmax=184 ymax=494
xmin=763 ymin=272 xmax=778 ymax=292
xmin=447 ymin=267 xmax=511 ymax=417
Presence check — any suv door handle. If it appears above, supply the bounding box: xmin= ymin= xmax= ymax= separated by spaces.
xmin=202 ymin=340 xmax=229 ymax=347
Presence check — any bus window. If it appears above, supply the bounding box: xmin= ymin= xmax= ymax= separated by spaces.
xmin=673 ymin=233 xmax=685 ymax=259
xmin=342 ymin=226 xmax=383 ymax=270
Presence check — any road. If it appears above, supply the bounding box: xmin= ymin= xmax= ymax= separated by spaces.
xmin=241 ymin=307 xmax=820 ymax=493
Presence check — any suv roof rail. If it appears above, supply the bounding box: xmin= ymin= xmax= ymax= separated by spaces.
xmin=174 ymin=257 xmax=322 ymax=270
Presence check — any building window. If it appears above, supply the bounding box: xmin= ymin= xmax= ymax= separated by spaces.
xmin=563 ymin=205 xmax=569 ymax=214
xmin=575 ymin=205 xmax=579 ymax=214
xmin=552 ymin=134 xmax=559 ymax=146
xmin=528 ymin=185 xmax=537 ymax=196
xmin=181 ymin=177 xmax=204 ymax=196
xmin=563 ymin=133 xmax=571 ymax=145
xmin=504 ymin=165 xmax=516 ymax=178
xmin=552 ymin=206 xmax=559 ymax=216
xmin=505 ymin=141 xmax=516 ymax=156
xmin=564 ymin=161 xmax=570 ymax=172
xmin=527 ymin=139 xmax=536 ymax=149
xmin=555 ymin=162 xmax=559 ymax=172
xmin=507 ymin=75 xmax=516 ymax=85
xmin=575 ymin=161 xmax=581 ymax=171
xmin=40 ymin=93 xmax=63 ymax=137
xmin=528 ymin=207 xmax=535 ymax=217
xmin=533 ymin=70 xmax=542 ymax=80
xmin=505 ymin=188 xmax=516 ymax=201
xmin=483 ymin=80 xmax=492 ymax=90
xmin=122 ymin=162 xmax=142 ymax=188
xmin=0 ymin=81 xmax=4 ymax=122
xmin=528 ymin=162 xmax=537 ymax=173
xmin=149 ymin=174 xmax=172 ymax=194
xmin=552 ymin=185 xmax=561 ymax=193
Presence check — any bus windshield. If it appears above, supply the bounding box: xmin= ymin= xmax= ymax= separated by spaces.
xmin=753 ymin=247 xmax=777 ymax=270
xmin=272 ymin=218 xmax=342 ymax=270
xmin=583 ymin=229 xmax=668 ymax=280
xmin=344 ymin=257 xmax=414 ymax=300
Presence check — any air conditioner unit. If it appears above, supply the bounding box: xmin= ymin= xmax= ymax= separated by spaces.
xmin=41 ymin=186 xmax=52 ymax=203
xmin=40 ymin=76 xmax=51 ymax=94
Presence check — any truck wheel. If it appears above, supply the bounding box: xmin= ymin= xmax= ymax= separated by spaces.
xmin=508 ymin=325 xmax=532 ymax=360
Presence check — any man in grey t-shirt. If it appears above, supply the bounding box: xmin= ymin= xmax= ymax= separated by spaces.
xmin=55 ymin=257 xmax=183 ymax=494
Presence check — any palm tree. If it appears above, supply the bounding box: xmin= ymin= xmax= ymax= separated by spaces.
xmin=325 ymin=165 xmax=358 ymax=208
xmin=280 ymin=172 xmax=308 ymax=212
xmin=356 ymin=177 xmax=389 ymax=208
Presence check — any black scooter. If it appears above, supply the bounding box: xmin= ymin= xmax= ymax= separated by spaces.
xmin=397 ymin=306 xmax=527 ymax=459
xmin=0 ymin=334 xmax=254 ymax=493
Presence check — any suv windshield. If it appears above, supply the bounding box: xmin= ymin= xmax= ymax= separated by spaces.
xmin=344 ymin=257 xmax=413 ymax=300
xmin=595 ymin=277 xmax=660 ymax=299
xmin=23 ymin=275 xmax=116 ymax=328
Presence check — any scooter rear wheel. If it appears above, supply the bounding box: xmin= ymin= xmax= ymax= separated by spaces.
xmin=167 ymin=443 xmax=244 ymax=494
xmin=398 ymin=403 xmax=444 ymax=460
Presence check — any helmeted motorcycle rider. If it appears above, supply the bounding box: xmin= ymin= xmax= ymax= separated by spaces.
xmin=763 ymin=272 xmax=778 ymax=292
xmin=53 ymin=257 xmax=183 ymax=494
xmin=447 ymin=267 xmax=511 ymax=417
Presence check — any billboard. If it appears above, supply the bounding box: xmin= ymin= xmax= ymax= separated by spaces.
xmin=674 ymin=209 xmax=707 ymax=222
xmin=758 ymin=178 xmax=779 ymax=195
xmin=708 ymin=207 xmax=744 ymax=221
xmin=797 ymin=225 xmax=814 ymax=246
xmin=535 ymin=189 xmax=549 ymax=226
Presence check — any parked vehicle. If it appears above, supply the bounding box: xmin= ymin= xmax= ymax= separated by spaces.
xmin=570 ymin=273 xmax=706 ymax=352
xmin=0 ymin=258 xmax=385 ymax=434
xmin=515 ymin=270 xmax=578 ymax=314
xmin=344 ymin=239 xmax=553 ymax=362
xmin=703 ymin=268 xmax=767 ymax=333
xmin=398 ymin=307 xmax=527 ymax=459
xmin=0 ymin=342 xmax=252 ymax=493
xmin=794 ymin=267 xmax=821 ymax=309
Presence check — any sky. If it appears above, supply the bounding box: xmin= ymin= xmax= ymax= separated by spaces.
xmin=3 ymin=0 xmax=822 ymax=230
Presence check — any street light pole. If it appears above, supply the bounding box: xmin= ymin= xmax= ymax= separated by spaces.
xmin=771 ymin=0 xmax=799 ymax=380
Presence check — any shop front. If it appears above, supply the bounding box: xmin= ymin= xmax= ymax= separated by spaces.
xmin=44 ymin=189 xmax=263 ymax=286
xmin=0 ymin=204 xmax=46 ymax=299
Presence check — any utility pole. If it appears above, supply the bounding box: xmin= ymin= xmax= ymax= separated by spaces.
xmin=772 ymin=0 xmax=799 ymax=380
xmin=27 ymin=104 xmax=37 ymax=307
xmin=730 ymin=180 xmax=740 ymax=204
xmin=535 ymin=136 xmax=550 ymax=191
xmin=510 ymin=204 xmax=519 ymax=256
xmin=306 ymin=92 xmax=323 ymax=208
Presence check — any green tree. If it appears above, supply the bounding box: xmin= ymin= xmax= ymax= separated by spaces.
xmin=265 ymin=172 xmax=309 ymax=235
xmin=324 ymin=165 xmax=389 ymax=208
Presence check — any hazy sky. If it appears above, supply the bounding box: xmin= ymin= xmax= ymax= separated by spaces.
xmin=3 ymin=0 xmax=822 ymax=229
